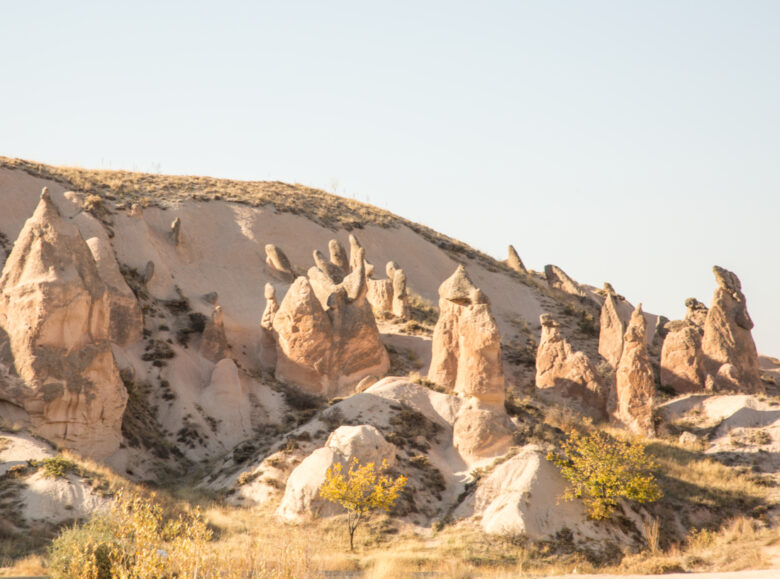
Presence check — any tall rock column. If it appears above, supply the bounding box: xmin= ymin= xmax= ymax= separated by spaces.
xmin=0 ymin=189 xmax=127 ymax=458
xmin=701 ymin=266 xmax=762 ymax=393
xmin=614 ymin=305 xmax=655 ymax=437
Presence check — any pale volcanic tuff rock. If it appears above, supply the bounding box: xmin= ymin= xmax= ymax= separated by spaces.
xmin=452 ymin=397 xmax=513 ymax=462
xmin=366 ymin=260 xmax=410 ymax=318
xmin=277 ymin=424 xmax=395 ymax=521
xmin=614 ymin=305 xmax=655 ymax=436
xmin=599 ymin=291 xmax=629 ymax=368
xmin=685 ymin=297 xmax=708 ymax=328
xmin=200 ymin=305 xmax=229 ymax=363
xmin=264 ymin=244 xmax=295 ymax=283
xmin=84 ymin=235 xmax=143 ymax=347
xmin=535 ymin=314 xmax=606 ymax=418
xmin=328 ymin=239 xmax=350 ymax=275
xmin=506 ymin=245 xmax=527 ymax=274
xmin=544 ymin=264 xmax=587 ymax=299
xmin=428 ymin=266 xmax=505 ymax=406
xmin=391 ymin=267 xmax=410 ymax=318
xmin=0 ymin=189 xmax=127 ymax=458
xmin=660 ymin=319 xmax=705 ymax=394
xmin=272 ymin=260 xmax=389 ymax=397
xmin=701 ymin=266 xmax=762 ymax=393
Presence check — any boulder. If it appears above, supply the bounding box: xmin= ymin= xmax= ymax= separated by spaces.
xmin=428 ymin=266 xmax=505 ymax=406
xmin=701 ymin=266 xmax=762 ymax=393
xmin=452 ymin=398 xmax=513 ymax=463
xmin=614 ymin=305 xmax=655 ymax=436
xmin=535 ymin=314 xmax=606 ymax=418
xmin=277 ymin=425 xmax=396 ymax=521
xmin=660 ymin=320 xmax=705 ymax=394
xmin=265 ymin=244 xmax=295 ymax=283
xmin=458 ymin=445 xmax=587 ymax=538
xmin=0 ymin=189 xmax=127 ymax=458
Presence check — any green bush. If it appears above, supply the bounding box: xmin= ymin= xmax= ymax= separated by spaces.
xmin=547 ymin=429 xmax=662 ymax=520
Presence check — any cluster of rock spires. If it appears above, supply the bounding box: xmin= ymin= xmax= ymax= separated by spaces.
xmin=535 ymin=265 xmax=763 ymax=436
xmin=260 ymin=235 xmax=413 ymax=398
xmin=0 ymin=185 xmax=767 ymax=474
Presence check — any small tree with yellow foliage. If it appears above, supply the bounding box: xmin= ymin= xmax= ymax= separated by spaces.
xmin=547 ymin=429 xmax=662 ymax=520
xmin=319 ymin=458 xmax=407 ymax=550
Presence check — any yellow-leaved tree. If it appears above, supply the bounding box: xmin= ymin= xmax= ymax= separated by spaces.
xmin=547 ymin=429 xmax=662 ymax=520
xmin=319 ymin=458 xmax=407 ymax=550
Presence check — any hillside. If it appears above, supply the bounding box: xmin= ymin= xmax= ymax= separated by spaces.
xmin=0 ymin=158 xmax=779 ymax=577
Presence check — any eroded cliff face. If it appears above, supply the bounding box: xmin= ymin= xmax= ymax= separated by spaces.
xmin=0 ymin=190 xmax=130 ymax=458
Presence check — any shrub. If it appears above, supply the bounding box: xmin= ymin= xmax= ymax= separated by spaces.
xmin=319 ymin=458 xmax=407 ymax=550
xmin=547 ymin=429 xmax=662 ymax=520
xmin=34 ymin=456 xmax=77 ymax=479
xmin=48 ymin=490 xmax=211 ymax=578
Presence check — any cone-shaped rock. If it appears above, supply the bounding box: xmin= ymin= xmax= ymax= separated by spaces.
xmin=0 ymin=188 xmax=127 ymax=458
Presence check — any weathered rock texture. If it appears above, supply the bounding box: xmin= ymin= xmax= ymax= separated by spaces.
xmin=535 ymin=314 xmax=606 ymax=418
xmin=614 ymin=305 xmax=655 ymax=436
xmin=259 ymin=283 xmax=278 ymax=369
xmin=660 ymin=319 xmax=705 ymax=394
xmin=598 ymin=291 xmax=629 ymax=368
xmin=453 ymin=398 xmax=513 ymax=462
xmin=85 ymin=236 xmax=143 ymax=347
xmin=701 ymin=267 xmax=762 ymax=393
xmin=366 ymin=261 xmax=409 ymax=318
xmin=265 ymin=244 xmax=295 ymax=283
xmin=200 ymin=306 xmax=228 ymax=363
xmin=684 ymin=298 xmax=708 ymax=328
xmin=544 ymin=264 xmax=586 ymax=298
xmin=328 ymin=239 xmax=349 ymax=275
xmin=272 ymin=263 xmax=389 ymax=396
xmin=0 ymin=189 xmax=127 ymax=458
xmin=428 ymin=266 xmax=505 ymax=406
xmin=506 ymin=245 xmax=526 ymax=273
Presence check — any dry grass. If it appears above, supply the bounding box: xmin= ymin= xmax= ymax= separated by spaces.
xmin=0 ymin=156 xmax=521 ymax=278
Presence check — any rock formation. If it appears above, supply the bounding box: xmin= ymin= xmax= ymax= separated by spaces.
xmin=506 ymin=245 xmax=527 ymax=273
xmin=535 ymin=314 xmax=606 ymax=418
xmin=0 ymin=189 xmax=127 ymax=458
xmin=265 ymin=244 xmax=295 ymax=283
xmin=660 ymin=319 xmax=705 ymax=394
xmin=544 ymin=264 xmax=587 ymax=299
xmin=85 ymin=236 xmax=143 ymax=347
xmin=684 ymin=298 xmax=708 ymax=328
xmin=598 ymin=291 xmax=629 ymax=368
xmin=201 ymin=358 xmax=251 ymax=449
xmin=366 ymin=261 xmax=410 ymax=319
xmin=200 ymin=306 xmax=228 ymax=363
xmin=428 ymin=266 xmax=505 ymax=406
xmin=272 ymin=262 xmax=389 ymax=396
xmin=452 ymin=398 xmax=513 ymax=462
xmin=614 ymin=305 xmax=655 ymax=436
xmin=348 ymin=234 xmax=364 ymax=272
xmin=328 ymin=239 xmax=349 ymax=275
xmin=313 ymin=250 xmax=345 ymax=284
xmin=392 ymin=268 xmax=409 ymax=318
xmin=259 ymin=283 xmax=278 ymax=369
xmin=701 ymin=266 xmax=762 ymax=393
xmin=142 ymin=260 xmax=155 ymax=285
xmin=169 ymin=217 xmax=182 ymax=246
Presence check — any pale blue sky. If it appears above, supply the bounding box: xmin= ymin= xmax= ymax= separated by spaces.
xmin=2 ymin=1 xmax=779 ymax=355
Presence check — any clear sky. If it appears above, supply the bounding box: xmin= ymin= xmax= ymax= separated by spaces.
xmin=2 ymin=1 xmax=779 ymax=355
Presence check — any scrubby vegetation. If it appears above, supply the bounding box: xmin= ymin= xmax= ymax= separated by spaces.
xmin=547 ymin=429 xmax=663 ymax=520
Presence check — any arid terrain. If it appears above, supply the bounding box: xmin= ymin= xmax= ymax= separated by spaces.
xmin=1 ymin=157 xmax=779 ymax=577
